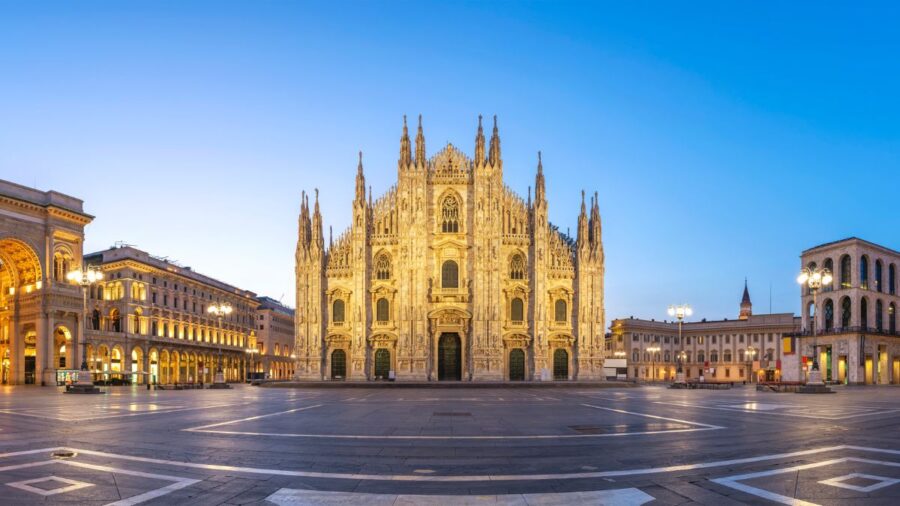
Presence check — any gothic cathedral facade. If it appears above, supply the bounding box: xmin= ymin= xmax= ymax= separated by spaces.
xmin=294 ymin=116 xmax=605 ymax=381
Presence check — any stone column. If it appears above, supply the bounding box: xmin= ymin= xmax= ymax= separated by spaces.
xmin=36 ymin=311 xmax=47 ymax=385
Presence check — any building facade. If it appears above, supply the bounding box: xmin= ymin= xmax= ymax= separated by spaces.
xmin=254 ymin=296 xmax=295 ymax=379
xmin=783 ymin=238 xmax=900 ymax=385
xmin=0 ymin=179 xmax=92 ymax=385
xmin=609 ymin=283 xmax=799 ymax=382
xmin=295 ymin=116 xmax=606 ymax=381
xmin=83 ymin=246 xmax=259 ymax=384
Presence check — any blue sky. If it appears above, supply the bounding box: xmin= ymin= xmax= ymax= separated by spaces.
xmin=1 ymin=1 xmax=897 ymax=322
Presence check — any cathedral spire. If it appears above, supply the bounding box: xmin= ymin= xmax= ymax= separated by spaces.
xmin=474 ymin=114 xmax=485 ymax=165
xmin=739 ymin=278 xmax=752 ymax=320
xmin=534 ymin=151 xmax=546 ymax=203
xmin=577 ymin=190 xmax=588 ymax=250
xmin=355 ymin=151 xmax=366 ymax=204
xmin=414 ymin=114 xmax=426 ymax=166
xmin=312 ymin=188 xmax=323 ymax=250
xmin=399 ymin=115 xmax=411 ymax=168
xmin=488 ymin=115 xmax=501 ymax=166
xmin=590 ymin=191 xmax=602 ymax=249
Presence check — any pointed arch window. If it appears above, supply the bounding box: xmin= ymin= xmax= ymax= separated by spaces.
xmin=861 ymin=256 xmax=869 ymax=289
xmin=376 ymin=298 xmax=389 ymax=323
xmin=510 ymin=254 xmax=525 ymax=280
xmin=510 ymin=297 xmax=524 ymax=322
xmin=375 ymin=254 xmax=391 ymax=280
xmin=840 ymin=255 xmax=852 ymax=289
xmin=876 ymin=299 xmax=883 ymax=331
xmin=823 ymin=258 xmax=834 ymax=292
xmin=890 ymin=264 xmax=897 ymax=295
xmin=332 ymin=299 xmax=345 ymax=324
xmin=554 ymin=299 xmax=567 ymax=323
xmin=440 ymin=195 xmax=460 ymax=233
xmin=441 ymin=260 xmax=459 ymax=288
xmin=841 ymin=297 xmax=851 ymax=328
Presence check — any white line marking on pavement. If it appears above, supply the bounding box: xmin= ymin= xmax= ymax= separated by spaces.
xmin=183 ymin=404 xmax=323 ymax=432
xmin=7 ymin=445 xmax=890 ymax=483
xmin=183 ymin=402 xmax=721 ymax=440
xmin=0 ymin=453 xmax=198 ymax=505
xmin=654 ymin=400 xmax=900 ymax=420
xmin=581 ymin=404 xmax=725 ymax=430
xmin=265 ymin=486 xmax=655 ymax=505
xmin=712 ymin=456 xmax=900 ymax=505
xmin=0 ymin=403 xmax=245 ymax=422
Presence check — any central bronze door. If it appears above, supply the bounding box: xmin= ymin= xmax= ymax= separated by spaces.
xmin=509 ymin=349 xmax=525 ymax=381
xmin=438 ymin=333 xmax=461 ymax=381
xmin=374 ymin=348 xmax=390 ymax=379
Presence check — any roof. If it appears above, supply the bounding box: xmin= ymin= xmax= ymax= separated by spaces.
xmin=256 ymin=296 xmax=295 ymax=316
xmin=802 ymin=237 xmax=900 ymax=257
xmin=0 ymin=178 xmax=92 ymax=218
xmin=85 ymin=245 xmax=257 ymax=299
xmin=741 ymin=279 xmax=751 ymax=306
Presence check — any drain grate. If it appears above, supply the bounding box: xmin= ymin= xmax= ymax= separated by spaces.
xmin=432 ymin=412 xmax=472 ymax=417
xmin=51 ymin=450 xmax=77 ymax=459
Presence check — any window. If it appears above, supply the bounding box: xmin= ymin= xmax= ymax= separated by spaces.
xmin=724 ymin=350 xmax=732 ymax=363
xmin=738 ymin=349 xmax=745 ymax=362
xmin=824 ymin=299 xmax=834 ymax=330
xmin=711 ymin=336 xmax=717 ymax=344
xmin=510 ymin=297 xmax=524 ymax=322
xmin=697 ymin=351 xmax=705 ymax=363
xmin=841 ymin=297 xmax=852 ymax=328
xmin=554 ymin=299 xmax=567 ymax=323
xmin=861 ymin=256 xmax=869 ymax=290
xmin=332 ymin=299 xmax=345 ymax=323
xmin=840 ymin=255 xmax=852 ymax=289
xmin=861 ymin=297 xmax=869 ymax=328
xmin=510 ymin=254 xmax=525 ymax=280
xmin=890 ymin=264 xmax=897 ymax=295
xmin=875 ymin=260 xmax=883 ymax=292
xmin=876 ymin=299 xmax=883 ymax=331
xmin=889 ymin=303 xmax=896 ymax=334
xmin=632 ymin=349 xmax=639 ymax=362
xmin=440 ymin=195 xmax=460 ymax=233
xmin=376 ymin=298 xmax=389 ymax=322
xmin=823 ymin=258 xmax=834 ymax=291
xmin=686 ymin=337 xmax=691 ymax=345
xmin=436 ymin=261 xmax=459 ymax=292
xmin=375 ymin=254 xmax=391 ymax=280
xmin=710 ymin=351 xmax=718 ymax=363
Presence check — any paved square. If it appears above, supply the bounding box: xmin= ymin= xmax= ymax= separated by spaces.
xmin=0 ymin=384 xmax=897 ymax=504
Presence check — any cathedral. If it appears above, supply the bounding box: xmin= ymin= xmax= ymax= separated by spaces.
xmin=294 ymin=116 xmax=605 ymax=381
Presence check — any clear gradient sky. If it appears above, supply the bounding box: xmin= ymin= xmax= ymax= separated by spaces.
xmin=2 ymin=1 xmax=898 ymax=322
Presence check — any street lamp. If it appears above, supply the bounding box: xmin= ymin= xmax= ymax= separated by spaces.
xmin=746 ymin=346 xmax=757 ymax=384
xmin=245 ymin=347 xmax=259 ymax=381
xmin=668 ymin=304 xmax=693 ymax=383
xmin=65 ymin=265 xmax=103 ymax=393
xmin=207 ymin=302 xmax=233 ymax=388
xmin=647 ymin=345 xmax=661 ymax=382
xmin=797 ymin=266 xmax=833 ymax=385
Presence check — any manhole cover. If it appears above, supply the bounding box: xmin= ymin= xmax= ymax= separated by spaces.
xmin=433 ymin=412 xmax=472 ymax=417
xmin=569 ymin=425 xmax=608 ymax=434
xmin=51 ymin=450 xmax=77 ymax=459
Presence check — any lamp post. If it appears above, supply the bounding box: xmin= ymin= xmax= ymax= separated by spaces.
xmin=647 ymin=345 xmax=661 ymax=382
xmin=668 ymin=304 xmax=693 ymax=383
xmin=65 ymin=265 xmax=104 ymax=393
xmin=245 ymin=347 xmax=259 ymax=382
xmin=797 ymin=266 xmax=833 ymax=385
xmin=207 ymin=302 xmax=233 ymax=388
xmin=746 ymin=346 xmax=757 ymax=384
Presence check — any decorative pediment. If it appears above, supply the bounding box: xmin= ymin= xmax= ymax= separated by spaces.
xmin=325 ymin=333 xmax=351 ymax=346
xmin=502 ymin=332 xmax=532 ymax=347
xmin=367 ymin=332 xmax=398 ymax=347
xmin=548 ymin=332 xmax=575 ymax=347
xmin=429 ymin=143 xmax=472 ymax=175
xmin=427 ymin=307 xmax=472 ymax=327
